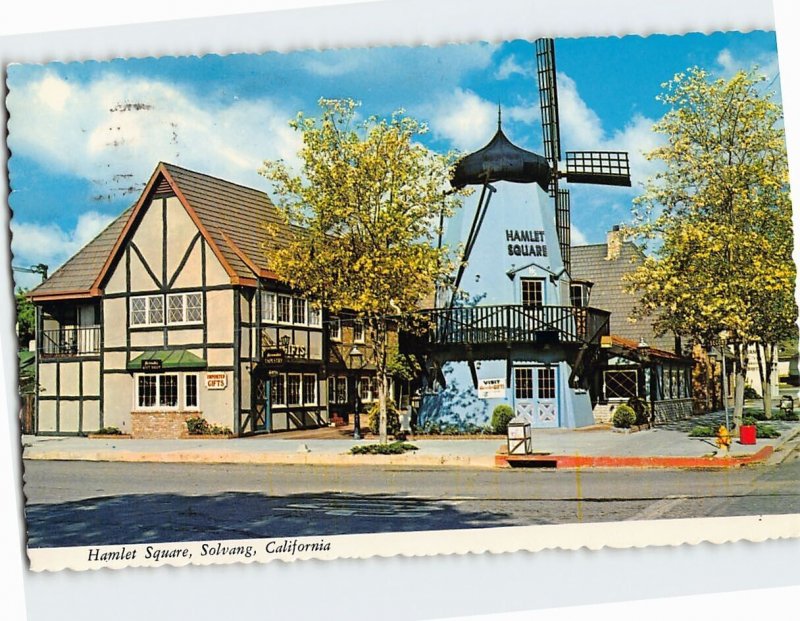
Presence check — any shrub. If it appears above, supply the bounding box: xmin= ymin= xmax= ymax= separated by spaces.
xmin=743 ymin=386 xmax=761 ymax=400
xmin=775 ymin=410 xmax=799 ymax=421
xmin=350 ymin=442 xmax=418 ymax=455
xmin=756 ymin=423 xmax=781 ymax=439
xmin=186 ymin=416 xmax=231 ymax=436
xmin=367 ymin=402 xmax=401 ymax=436
xmin=742 ymin=416 xmax=758 ymax=427
xmin=612 ymin=404 xmax=637 ymax=429
xmin=688 ymin=425 xmax=715 ymax=437
xmin=95 ymin=426 xmax=122 ymax=435
xmin=491 ymin=405 xmax=515 ymax=435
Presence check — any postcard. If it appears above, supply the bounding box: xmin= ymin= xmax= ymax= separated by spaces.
xmin=4 ymin=0 xmax=799 ymax=590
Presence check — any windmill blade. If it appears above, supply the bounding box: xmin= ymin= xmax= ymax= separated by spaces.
xmin=535 ymin=38 xmax=561 ymax=168
xmin=565 ymin=151 xmax=631 ymax=187
xmin=556 ymin=189 xmax=571 ymax=274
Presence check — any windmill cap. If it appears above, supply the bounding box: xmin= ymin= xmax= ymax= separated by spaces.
xmin=451 ymin=126 xmax=551 ymax=190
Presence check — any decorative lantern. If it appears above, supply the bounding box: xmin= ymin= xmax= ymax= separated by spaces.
xmin=507 ymin=413 xmax=532 ymax=455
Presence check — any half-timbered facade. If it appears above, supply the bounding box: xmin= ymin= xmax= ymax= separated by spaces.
xmin=29 ymin=162 xmax=377 ymax=437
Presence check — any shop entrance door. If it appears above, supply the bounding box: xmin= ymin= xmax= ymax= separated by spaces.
xmin=253 ymin=374 xmax=273 ymax=432
xmin=513 ymin=365 xmax=559 ymax=428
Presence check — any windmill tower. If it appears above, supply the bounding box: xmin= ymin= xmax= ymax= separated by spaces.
xmin=401 ymin=38 xmax=631 ymax=430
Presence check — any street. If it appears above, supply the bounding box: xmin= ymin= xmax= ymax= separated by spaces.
xmin=24 ymin=446 xmax=800 ymax=548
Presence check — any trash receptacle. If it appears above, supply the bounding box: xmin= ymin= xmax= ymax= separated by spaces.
xmin=780 ymin=395 xmax=794 ymax=415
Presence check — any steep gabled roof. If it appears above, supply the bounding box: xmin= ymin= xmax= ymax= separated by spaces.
xmin=571 ymin=241 xmax=675 ymax=352
xmin=28 ymin=207 xmax=133 ymax=300
xmin=30 ymin=162 xmax=290 ymax=301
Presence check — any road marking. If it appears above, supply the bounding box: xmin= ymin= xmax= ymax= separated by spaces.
xmin=629 ymin=495 xmax=689 ymax=521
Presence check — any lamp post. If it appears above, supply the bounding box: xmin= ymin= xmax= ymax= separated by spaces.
xmin=719 ymin=331 xmax=730 ymax=431
xmin=349 ymin=345 xmax=363 ymax=440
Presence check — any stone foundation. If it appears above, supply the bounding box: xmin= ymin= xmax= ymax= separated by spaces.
xmin=131 ymin=411 xmax=200 ymax=439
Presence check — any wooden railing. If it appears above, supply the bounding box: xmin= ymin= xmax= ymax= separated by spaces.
xmin=39 ymin=326 xmax=101 ymax=357
xmin=399 ymin=304 xmax=610 ymax=352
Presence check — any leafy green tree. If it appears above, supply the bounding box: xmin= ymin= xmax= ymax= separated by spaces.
xmin=624 ymin=67 xmax=794 ymax=425
xmin=15 ymin=288 xmax=35 ymax=348
xmin=260 ymin=98 xmax=464 ymax=443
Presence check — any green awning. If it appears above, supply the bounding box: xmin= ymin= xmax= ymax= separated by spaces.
xmin=127 ymin=349 xmax=207 ymax=371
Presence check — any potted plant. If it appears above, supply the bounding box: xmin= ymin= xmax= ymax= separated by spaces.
xmin=739 ymin=416 xmax=757 ymax=445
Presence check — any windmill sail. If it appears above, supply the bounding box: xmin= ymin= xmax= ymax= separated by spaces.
xmin=556 ymin=188 xmax=571 ymax=273
xmin=535 ymin=38 xmax=561 ymax=181
xmin=565 ymin=150 xmax=631 ymax=186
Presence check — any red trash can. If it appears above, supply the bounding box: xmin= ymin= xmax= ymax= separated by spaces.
xmin=739 ymin=425 xmax=757 ymax=445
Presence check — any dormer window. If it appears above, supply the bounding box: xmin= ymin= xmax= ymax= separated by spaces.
xmin=570 ymin=281 xmax=592 ymax=308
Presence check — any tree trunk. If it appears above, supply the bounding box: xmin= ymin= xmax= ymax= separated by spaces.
xmin=705 ymin=353 xmax=714 ymax=413
xmin=732 ymin=342 xmax=747 ymax=427
xmin=762 ymin=343 xmax=775 ymax=419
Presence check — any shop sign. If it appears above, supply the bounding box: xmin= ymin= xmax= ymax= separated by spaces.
xmin=206 ymin=373 xmax=228 ymax=390
xmin=262 ymin=347 xmax=286 ymax=367
xmin=478 ymin=378 xmax=506 ymax=399
xmin=142 ymin=359 xmax=163 ymax=372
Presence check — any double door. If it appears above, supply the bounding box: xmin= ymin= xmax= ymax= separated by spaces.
xmin=513 ymin=365 xmax=559 ymax=428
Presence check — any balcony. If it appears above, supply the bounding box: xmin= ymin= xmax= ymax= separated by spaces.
xmin=40 ymin=326 xmax=101 ymax=358
xmin=399 ymin=304 xmax=610 ymax=361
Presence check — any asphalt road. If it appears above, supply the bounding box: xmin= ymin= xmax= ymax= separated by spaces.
xmin=23 ymin=448 xmax=800 ymax=548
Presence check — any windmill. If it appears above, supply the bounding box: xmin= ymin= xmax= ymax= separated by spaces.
xmin=534 ymin=38 xmax=631 ymax=274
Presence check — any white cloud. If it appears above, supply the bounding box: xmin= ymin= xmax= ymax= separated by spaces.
xmin=495 ymin=55 xmax=534 ymax=80
xmin=715 ymin=48 xmax=779 ymax=82
xmin=7 ymin=72 xmax=303 ymax=201
xmin=11 ymin=210 xmax=115 ymax=283
xmin=424 ymin=88 xmax=498 ymax=151
xmin=555 ymin=72 xmax=604 ymax=148
xmin=570 ymin=223 xmax=588 ymax=246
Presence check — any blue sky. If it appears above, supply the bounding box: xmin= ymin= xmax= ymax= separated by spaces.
xmin=7 ymin=30 xmax=781 ymax=289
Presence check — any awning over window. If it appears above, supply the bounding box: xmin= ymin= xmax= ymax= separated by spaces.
xmin=127 ymin=349 xmax=207 ymax=370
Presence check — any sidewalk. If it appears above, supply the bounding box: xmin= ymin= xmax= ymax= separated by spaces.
xmin=21 ymin=412 xmax=800 ymax=470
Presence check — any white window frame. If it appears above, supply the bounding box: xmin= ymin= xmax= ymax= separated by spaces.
xmin=292 ymin=297 xmax=307 ymax=325
xmin=135 ymin=373 xmax=180 ymax=411
xmin=328 ymin=375 xmax=348 ymax=404
xmin=308 ymin=304 xmax=322 ymax=328
xmin=303 ymin=374 xmax=318 ymax=406
xmin=358 ymin=375 xmax=376 ymax=402
xmin=130 ymin=295 xmax=164 ymax=327
xmin=167 ymin=292 xmax=203 ymax=325
xmin=261 ymin=291 xmax=277 ymax=323
xmin=277 ymin=294 xmax=293 ymax=324
xmin=271 ymin=374 xmax=286 ymax=407
xmin=287 ymin=373 xmax=302 ymax=406
xmin=184 ymin=373 xmax=200 ymax=410
xmin=353 ymin=319 xmax=365 ymax=343
xmin=329 ymin=316 xmax=341 ymax=341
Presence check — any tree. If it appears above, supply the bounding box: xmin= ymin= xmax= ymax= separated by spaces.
xmin=624 ymin=67 xmax=795 ymax=425
xmin=260 ymin=98 xmax=464 ymax=443
xmin=15 ymin=288 xmax=35 ymax=348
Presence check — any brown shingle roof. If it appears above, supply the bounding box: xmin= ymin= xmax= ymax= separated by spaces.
xmin=571 ymin=241 xmax=676 ymax=352
xmin=29 ymin=207 xmax=133 ymax=298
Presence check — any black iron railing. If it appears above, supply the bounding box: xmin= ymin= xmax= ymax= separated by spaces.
xmin=40 ymin=326 xmax=101 ymax=357
xmin=399 ymin=304 xmax=610 ymax=352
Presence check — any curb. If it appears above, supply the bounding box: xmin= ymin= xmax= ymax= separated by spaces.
xmin=496 ymin=445 xmax=775 ymax=469
xmin=22 ymin=450 xmax=498 ymax=469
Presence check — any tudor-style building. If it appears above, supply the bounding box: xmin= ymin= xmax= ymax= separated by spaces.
xmin=28 ymin=162 xmax=376 ymax=437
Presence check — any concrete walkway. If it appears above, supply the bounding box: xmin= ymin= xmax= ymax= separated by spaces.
xmin=21 ymin=412 xmax=800 ymax=470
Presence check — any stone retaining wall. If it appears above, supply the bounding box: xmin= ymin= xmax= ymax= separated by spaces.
xmin=131 ymin=411 xmax=199 ymax=439
xmin=652 ymin=399 xmax=694 ymax=424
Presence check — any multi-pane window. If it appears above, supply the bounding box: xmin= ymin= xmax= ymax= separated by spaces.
xmin=136 ymin=374 xmax=179 ymax=409
xmin=287 ymin=374 xmax=302 ymax=405
xmin=520 ymin=279 xmax=544 ymax=307
xmin=271 ymin=374 xmax=286 ymax=405
xmin=308 ymin=305 xmax=322 ymax=327
xmin=538 ymin=367 xmax=556 ymax=399
xmin=261 ymin=291 xmax=276 ymax=322
xmin=185 ymin=374 xmax=199 ymax=409
xmin=292 ymin=297 xmax=307 ymax=325
xmin=570 ymin=284 xmax=589 ymax=308
xmin=330 ymin=317 xmax=341 ymax=340
xmin=353 ymin=319 xmax=365 ymax=343
xmin=358 ymin=375 xmax=378 ymax=402
xmin=277 ymin=295 xmax=292 ymax=323
xmin=303 ymin=374 xmax=317 ymax=405
xmin=167 ymin=292 xmax=203 ymax=324
xmin=328 ymin=376 xmax=347 ymax=404
xmin=131 ymin=295 xmax=164 ymax=326
xmin=604 ymin=369 xmax=638 ymax=399
xmin=514 ymin=368 xmax=534 ymax=399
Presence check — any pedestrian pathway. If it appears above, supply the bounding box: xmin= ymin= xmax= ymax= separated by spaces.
xmin=21 ymin=411 xmax=800 ymax=470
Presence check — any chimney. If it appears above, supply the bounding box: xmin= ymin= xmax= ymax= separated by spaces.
xmin=606 ymin=225 xmax=622 ymax=261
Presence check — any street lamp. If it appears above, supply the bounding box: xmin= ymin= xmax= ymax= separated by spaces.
xmin=349 ymin=345 xmax=363 ymax=439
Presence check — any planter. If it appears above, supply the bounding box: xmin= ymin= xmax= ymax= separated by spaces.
xmin=87 ymin=433 xmax=133 ymax=439
xmin=180 ymin=434 xmax=233 ymax=440
xmin=739 ymin=425 xmax=757 ymax=445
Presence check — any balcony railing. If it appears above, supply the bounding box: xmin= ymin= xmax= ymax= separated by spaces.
xmin=399 ymin=304 xmax=610 ymax=355
xmin=40 ymin=326 xmax=101 ymax=357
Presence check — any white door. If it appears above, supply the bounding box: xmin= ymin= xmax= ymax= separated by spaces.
xmin=514 ymin=366 xmax=559 ymax=428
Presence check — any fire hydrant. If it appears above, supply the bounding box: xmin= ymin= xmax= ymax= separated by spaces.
xmin=716 ymin=425 xmax=732 ymax=456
